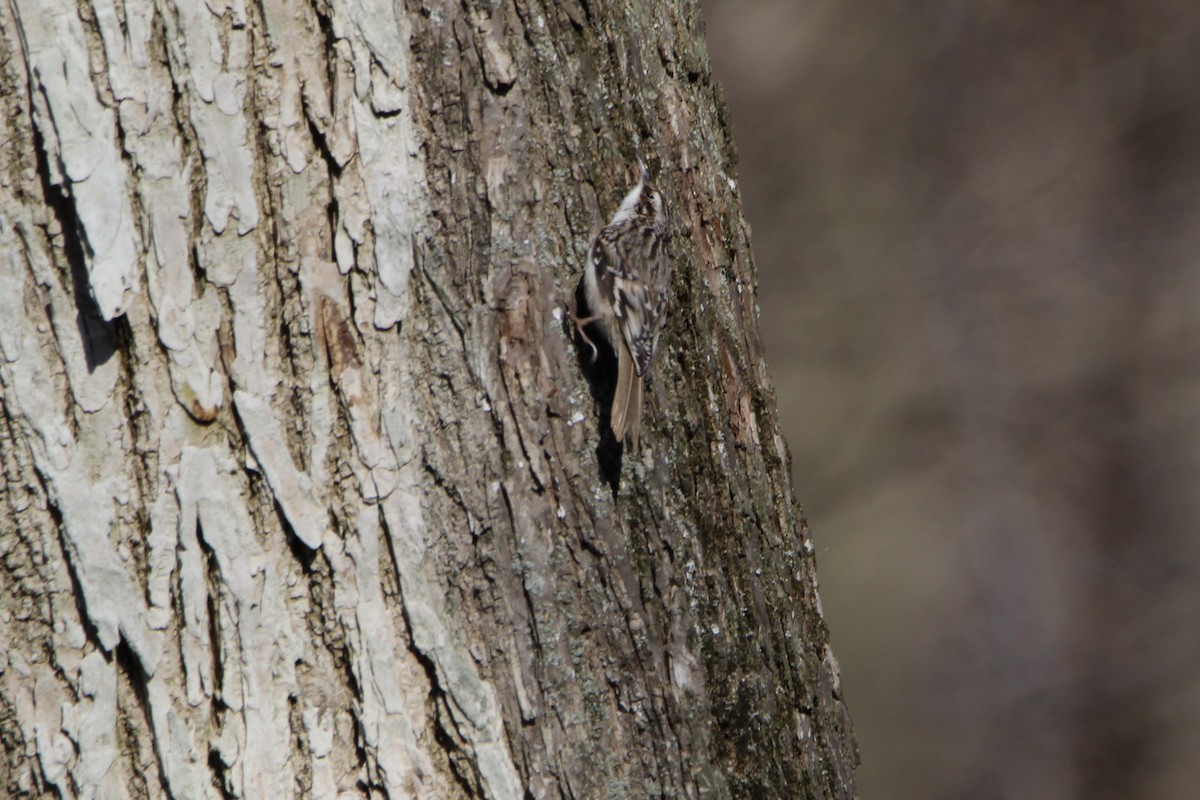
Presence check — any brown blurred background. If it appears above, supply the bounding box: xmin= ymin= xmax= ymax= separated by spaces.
xmin=699 ymin=1 xmax=1200 ymax=797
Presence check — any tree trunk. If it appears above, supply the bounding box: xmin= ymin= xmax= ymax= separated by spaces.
xmin=0 ymin=0 xmax=856 ymax=797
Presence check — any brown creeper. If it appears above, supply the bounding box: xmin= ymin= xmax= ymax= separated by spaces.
xmin=573 ymin=160 xmax=670 ymax=450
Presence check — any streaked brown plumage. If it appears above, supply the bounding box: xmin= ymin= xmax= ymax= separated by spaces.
xmin=573 ymin=161 xmax=670 ymax=450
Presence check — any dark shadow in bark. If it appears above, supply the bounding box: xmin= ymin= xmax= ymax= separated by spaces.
xmin=30 ymin=120 xmax=117 ymax=373
xmin=570 ymin=280 xmax=624 ymax=497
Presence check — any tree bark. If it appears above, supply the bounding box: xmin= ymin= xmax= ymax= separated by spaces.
xmin=0 ymin=0 xmax=856 ymax=797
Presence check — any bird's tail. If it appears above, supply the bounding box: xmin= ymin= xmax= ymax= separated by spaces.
xmin=611 ymin=343 xmax=644 ymax=450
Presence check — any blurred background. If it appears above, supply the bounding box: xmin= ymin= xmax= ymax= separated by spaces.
xmin=699 ymin=1 xmax=1200 ymax=797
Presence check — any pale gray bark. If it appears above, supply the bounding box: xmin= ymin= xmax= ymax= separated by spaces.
xmin=0 ymin=1 xmax=855 ymax=797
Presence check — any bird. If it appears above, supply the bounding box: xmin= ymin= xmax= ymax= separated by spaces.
xmin=572 ymin=159 xmax=671 ymax=450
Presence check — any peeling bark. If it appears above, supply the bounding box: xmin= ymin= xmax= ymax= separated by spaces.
xmin=0 ymin=1 xmax=856 ymax=797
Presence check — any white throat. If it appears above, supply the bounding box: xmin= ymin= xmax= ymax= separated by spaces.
xmin=609 ymin=178 xmax=646 ymax=226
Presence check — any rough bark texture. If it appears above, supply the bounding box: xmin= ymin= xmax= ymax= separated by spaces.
xmin=0 ymin=0 xmax=856 ymax=797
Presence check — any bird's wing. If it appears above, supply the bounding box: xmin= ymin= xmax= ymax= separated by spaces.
xmin=594 ymin=222 xmax=670 ymax=376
